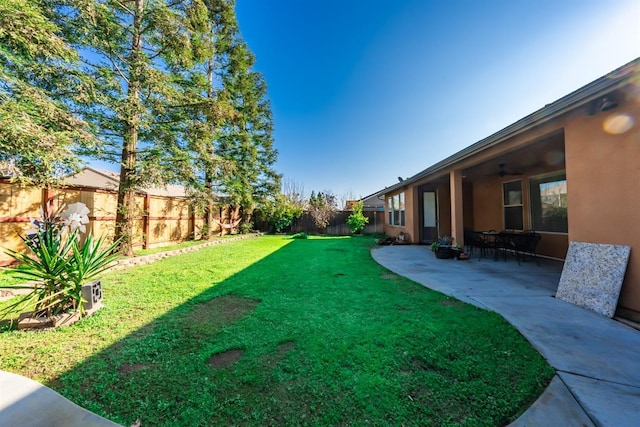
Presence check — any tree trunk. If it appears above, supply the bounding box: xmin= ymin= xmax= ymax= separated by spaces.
xmin=115 ymin=0 xmax=144 ymax=256
xmin=203 ymin=196 xmax=213 ymax=240
xmin=203 ymin=53 xmax=215 ymax=240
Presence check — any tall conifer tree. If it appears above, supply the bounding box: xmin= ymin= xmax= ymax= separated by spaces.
xmin=0 ymin=0 xmax=95 ymax=185
xmin=186 ymin=0 xmax=279 ymax=235
xmin=215 ymin=11 xmax=280 ymax=223
xmin=49 ymin=0 xmax=212 ymax=255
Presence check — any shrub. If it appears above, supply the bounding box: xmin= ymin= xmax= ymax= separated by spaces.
xmin=239 ymin=221 xmax=253 ymax=234
xmin=0 ymin=203 xmax=120 ymax=320
xmin=308 ymin=191 xmax=336 ymax=232
xmin=257 ymin=195 xmax=303 ymax=233
xmin=346 ymin=201 xmax=369 ymax=234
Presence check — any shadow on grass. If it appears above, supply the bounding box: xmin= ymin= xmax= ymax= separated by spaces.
xmin=40 ymin=236 xmax=552 ymax=426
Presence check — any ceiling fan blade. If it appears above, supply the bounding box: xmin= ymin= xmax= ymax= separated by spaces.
xmin=498 ymin=163 xmax=522 ymax=177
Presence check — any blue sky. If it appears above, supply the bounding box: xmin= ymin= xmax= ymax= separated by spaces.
xmin=235 ymin=0 xmax=640 ymax=201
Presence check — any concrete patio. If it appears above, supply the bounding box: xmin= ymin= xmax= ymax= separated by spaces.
xmin=372 ymin=245 xmax=640 ymax=426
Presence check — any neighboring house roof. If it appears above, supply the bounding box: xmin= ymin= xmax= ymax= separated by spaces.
xmin=65 ymin=167 xmax=119 ymax=191
xmin=65 ymin=167 xmax=189 ymax=198
xmin=357 ymin=192 xmax=385 ymax=211
xmin=373 ymin=57 xmax=640 ymax=197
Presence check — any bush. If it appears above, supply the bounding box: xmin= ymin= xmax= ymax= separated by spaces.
xmin=308 ymin=191 xmax=336 ymax=232
xmin=346 ymin=201 xmax=369 ymax=234
xmin=0 ymin=203 xmax=120 ymax=320
xmin=239 ymin=221 xmax=253 ymax=234
xmin=257 ymin=195 xmax=303 ymax=233
xmin=291 ymin=232 xmax=308 ymax=239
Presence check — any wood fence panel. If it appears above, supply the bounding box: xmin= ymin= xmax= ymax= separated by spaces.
xmin=91 ymin=191 xmax=118 ymax=239
xmin=0 ymin=183 xmax=42 ymax=263
xmin=146 ymin=196 xmax=193 ymax=247
xmin=0 ymin=181 xmax=219 ymax=264
xmin=132 ymin=194 xmax=146 ymax=247
xmin=285 ymin=210 xmax=385 ymax=235
xmin=193 ymin=218 xmax=205 ymax=240
xmin=0 ymin=183 xmax=40 ymax=218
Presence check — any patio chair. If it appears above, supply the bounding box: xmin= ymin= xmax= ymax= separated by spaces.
xmin=465 ymin=230 xmax=492 ymax=260
xmin=512 ymin=231 xmax=541 ymax=265
xmin=493 ymin=231 xmax=516 ymax=261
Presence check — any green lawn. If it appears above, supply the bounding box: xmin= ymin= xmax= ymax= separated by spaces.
xmin=0 ymin=236 xmax=554 ymax=426
xmin=132 ymin=234 xmax=241 ymax=256
xmin=0 ymin=264 xmax=32 ymax=288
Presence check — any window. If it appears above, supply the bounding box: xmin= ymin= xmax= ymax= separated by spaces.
xmin=387 ymin=192 xmax=405 ymax=226
xmin=529 ymin=172 xmax=567 ymax=233
xmin=503 ymin=180 xmax=523 ymax=230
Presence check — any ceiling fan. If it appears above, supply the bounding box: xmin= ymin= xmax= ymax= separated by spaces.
xmin=498 ymin=163 xmax=522 ymax=178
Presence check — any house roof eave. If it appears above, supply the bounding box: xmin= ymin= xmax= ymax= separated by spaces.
xmin=373 ymin=57 xmax=640 ymax=198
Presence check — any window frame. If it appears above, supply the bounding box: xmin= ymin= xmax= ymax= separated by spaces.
xmin=387 ymin=192 xmax=405 ymax=227
xmin=502 ymin=179 xmax=524 ymax=231
xmin=528 ymin=171 xmax=568 ymax=234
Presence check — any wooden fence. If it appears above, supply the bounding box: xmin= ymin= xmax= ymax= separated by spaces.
xmin=256 ymin=210 xmax=385 ymax=235
xmin=0 ymin=181 xmax=236 ymax=265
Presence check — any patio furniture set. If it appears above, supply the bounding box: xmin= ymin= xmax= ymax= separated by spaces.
xmin=464 ymin=230 xmax=542 ymax=264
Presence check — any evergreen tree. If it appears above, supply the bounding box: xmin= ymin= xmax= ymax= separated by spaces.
xmin=0 ymin=0 xmax=95 ymax=186
xmin=190 ymin=0 xmax=237 ymax=239
xmin=49 ymin=0 xmax=212 ymax=255
xmin=215 ymin=7 xmax=280 ymax=225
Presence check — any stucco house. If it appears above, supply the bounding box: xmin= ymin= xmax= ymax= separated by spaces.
xmin=373 ymin=57 xmax=640 ymax=321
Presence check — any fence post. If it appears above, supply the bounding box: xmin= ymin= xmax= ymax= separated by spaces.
xmin=43 ymin=187 xmax=56 ymax=216
xmin=189 ymin=204 xmax=196 ymax=240
xmin=143 ymin=193 xmax=150 ymax=249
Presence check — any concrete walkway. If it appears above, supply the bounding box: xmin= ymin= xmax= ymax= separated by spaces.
xmin=0 ymin=370 xmax=121 ymax=426
xmin=372 ymin=245 xmax=640 ymax=427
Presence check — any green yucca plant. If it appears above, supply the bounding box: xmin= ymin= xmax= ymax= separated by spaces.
xmin=1 ymin=203 xmax=120 ymax=320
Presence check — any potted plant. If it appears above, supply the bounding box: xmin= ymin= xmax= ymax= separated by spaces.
xmin=0 ymin=203 xmax=120 ymax=329
xmin=431 ymin=236 xmax=454 ymax=259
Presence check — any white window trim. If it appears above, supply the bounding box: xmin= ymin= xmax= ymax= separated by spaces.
xmin=387 ymin=192 xmax=405 ymax=227
xmin=528 ymin=170 xmax=568 ymax=234
xmin=502 ymin=179 xmax=524 ymax=231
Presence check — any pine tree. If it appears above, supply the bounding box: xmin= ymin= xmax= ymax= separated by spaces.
xmin=187 ymin=0 xmax=279 ymax=235
xmin=217 ymin=33 xmax=280 ymax=224
xmin=49 ymin=0 xmax=212 ymax=255
xmin=0 ymin=0 xmax=95 ymax=185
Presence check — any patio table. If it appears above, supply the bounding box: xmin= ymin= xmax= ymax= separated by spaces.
xmin=481 ymin=230 xmax=520 ymax=261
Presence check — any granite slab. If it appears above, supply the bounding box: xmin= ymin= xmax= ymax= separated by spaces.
xmin=556 ymin=241 xmax=630 ymax=317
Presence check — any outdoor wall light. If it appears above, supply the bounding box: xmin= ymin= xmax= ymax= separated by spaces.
xmin=600 ymin=97 xmax=618 ymax=112
xmin=587 ymin=95 xmax=619 ymax=115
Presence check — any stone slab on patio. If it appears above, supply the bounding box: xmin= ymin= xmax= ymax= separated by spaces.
xmin=556 ymin=241 xmax=630 ymax=318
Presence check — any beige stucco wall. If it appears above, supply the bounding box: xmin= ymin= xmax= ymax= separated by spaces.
xmin=384 ymin=188 xmax=417 ymax=243
xmin=565 ymin=98 xmax=640 ymax=313
xmin=381 ymin=75 xmax=639 ymax=316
